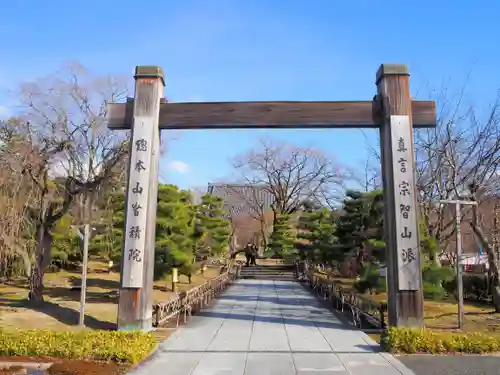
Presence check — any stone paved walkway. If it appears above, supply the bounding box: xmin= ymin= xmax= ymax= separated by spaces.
xmin=128 ymin=280 xmax=416 ymax=375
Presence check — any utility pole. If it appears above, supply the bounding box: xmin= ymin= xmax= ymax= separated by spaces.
xmin=440 ymin=199 xmax=477 ymax=329
xmin=71 ymin=119 xmax=96 ymax=327
xmin=493 ymin=203 xmax=500 ymax=268
xmin=72 ymin=224 xmax=90 ymax=326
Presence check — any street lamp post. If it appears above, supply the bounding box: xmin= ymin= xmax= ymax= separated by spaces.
xmin=71 ymin=224 xmax=90 ymax=326
xmin=439 ymin=199 xmax=478 ymax=329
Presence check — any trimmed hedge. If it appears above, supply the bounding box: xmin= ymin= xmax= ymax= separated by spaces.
xmin=384 ymin=327 xmax=500 ymax=354
xmin=0 ymin=329 xmax=157 ymax=364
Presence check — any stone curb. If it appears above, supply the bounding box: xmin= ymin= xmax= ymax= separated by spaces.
xmin=0 ymin=362 xmax=53 ymax=370
xmin=125 ymin=344 xmax=161 ymax=375
xmin=380 ymin=353 xmax=416 ymax=375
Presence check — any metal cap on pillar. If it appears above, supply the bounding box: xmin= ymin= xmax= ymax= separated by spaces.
xmin=376 ymin=64 xmax=409 ymax=85
xmin=134 ymin=66 xmax=166 ymax=86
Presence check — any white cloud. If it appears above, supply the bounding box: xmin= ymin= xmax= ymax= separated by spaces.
xmin=167 ymin=160 xmax=190 ymax=174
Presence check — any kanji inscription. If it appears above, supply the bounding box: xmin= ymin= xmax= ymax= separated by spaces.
xmin=391 ymin=115 xmax=421 ymax=291
xmin=121 ymin=117 xmax=155 ymax=288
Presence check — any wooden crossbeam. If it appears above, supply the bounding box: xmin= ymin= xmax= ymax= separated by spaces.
xmin=107 ymin=100 xmax=436 ymax=130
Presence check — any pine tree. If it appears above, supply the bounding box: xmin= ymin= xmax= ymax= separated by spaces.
xmin=194 ymin=194 xmax=231 ymax=259
xmin=90 ymin=190 xmax=125 ymax=263
xmin=89 ymin=185 xmax=233 ymax=281
xmin=155 ymin=184 xmax=196 ymax=279
xmin=362 ymin=190 xmax=385 ymax=263
xmin=336 ymin=189 xmax=387 ymax=293
xmin=335 ymin=189 xmax=386 ymax=267
xmin=335 ymin=190 xmax=367 ymax=260
xmin=51 ymin=215 xmax=81 ymax=266
xmin=296 ymin=208 xmax=339 ymax=265
xmin=420 ymin=220 xmax=454 ymax=300
xmin=267 ymin=214 xmax=296 ymax=258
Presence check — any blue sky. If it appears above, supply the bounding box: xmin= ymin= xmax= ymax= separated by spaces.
xmin=1 ymin=1 xmax=499 ymax=191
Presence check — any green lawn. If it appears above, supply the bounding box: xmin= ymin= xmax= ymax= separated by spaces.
xmin=0 ymin=261 xmax=221 ymax=331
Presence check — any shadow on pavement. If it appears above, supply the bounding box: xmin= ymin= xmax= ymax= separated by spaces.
xmin=196 ymin=310 xmax=357 ymax=330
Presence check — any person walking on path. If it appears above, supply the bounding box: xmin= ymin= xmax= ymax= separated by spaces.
xmin=244 ymin=243 xmax=253 ymax=267
xmin=250 ymin=244 xmax=258 ymax=266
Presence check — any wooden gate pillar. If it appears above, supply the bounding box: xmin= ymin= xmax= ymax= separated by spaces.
xmin=117 ymin=66 xmax=164 ymax=331
xmin=377 ymin=64 xmax=424 ymax=327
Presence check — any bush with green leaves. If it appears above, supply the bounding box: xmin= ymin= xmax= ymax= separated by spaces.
xmin=0 ymin=329 xmax=156 ymax=364
xmin=384 ymin=327 xmax=500 ymax=354
xmin=442 ymin=272 xmax=490 ymax=301
xmin=353 ymin=263 xmax=385 ymax=294
xmin=464 ymin=274 xmax=489 ymax=300
xmin=421 ymin=262 xmax=454 ymax=300
xmin=422 ymin=283 xmax=445 ymax=300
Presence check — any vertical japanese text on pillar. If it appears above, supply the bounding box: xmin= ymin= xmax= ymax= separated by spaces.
xmin=121 ymin=118 xmax=155 ymax=288
xmin=391 ymin=116 xmax=420 ymax=290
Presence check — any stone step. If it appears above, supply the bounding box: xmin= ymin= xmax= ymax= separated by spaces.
xmin=238 ymin=264 xmax=297 ymax=280
xmin=239 ymin=266 xmax=297 ymax=280
xmin=240 ymin=274 xmax=292 ymax=277
xmin=240 ymin=273 xmax=296 ymax=278
xmin=239 ymin=270 xmax=296 ymax=275
xmin=241 ymin=270 xmax=296 ymax=273
xmin=239 ymin=266 xmax=295 ymax=271
xmin=240 ymin=275 xmax=296 ymax=280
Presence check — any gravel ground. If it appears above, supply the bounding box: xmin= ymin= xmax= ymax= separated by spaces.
xmin=398 ymin=355 xmax=500 ymax=375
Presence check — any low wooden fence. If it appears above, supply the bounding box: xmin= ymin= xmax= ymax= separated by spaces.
xmin=153 ymin=269 xmax=238 ymax=327
xmin=299 ymin=265 xmax=387 ymax=329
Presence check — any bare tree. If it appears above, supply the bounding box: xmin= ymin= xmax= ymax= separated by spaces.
xmin=232 ymin=139 xmax=346 ymax=222
xmin=231 ymin=212 xmax=273 ymax=251
xmin=11 ymin=62 xmax=129 ymax=301
xmin=0 ymin=121 xmax=39 ymax=278
xmin=415 ymin=84 xmax=500 ymax=309
xmin=205 ymin=183 xmax=271 ymax=255
xmin=350 ymin=157 xmax=382 ymax=193
xmin=354 ymin=130 xmax=382 ymax=192
xmin=223 ymin=184 xmax=273 ymax=251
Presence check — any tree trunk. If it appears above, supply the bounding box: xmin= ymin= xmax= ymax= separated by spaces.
xmin=272 ymin=209 xmax=278 ymax=235
xmin=429 ymin=245 xmax=441 ymax=267
xmin=259 ymin=219 xmax=268 ymax=254
xmin=470 ymin=206 xmax=500 ymax=312
xmin=28 ymin=225 xmax=53 ymax=302
xmin=228 ymin=228 xmax=236 ymax=257
xmin=15 ymin=248 xmax=33 ymax=278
